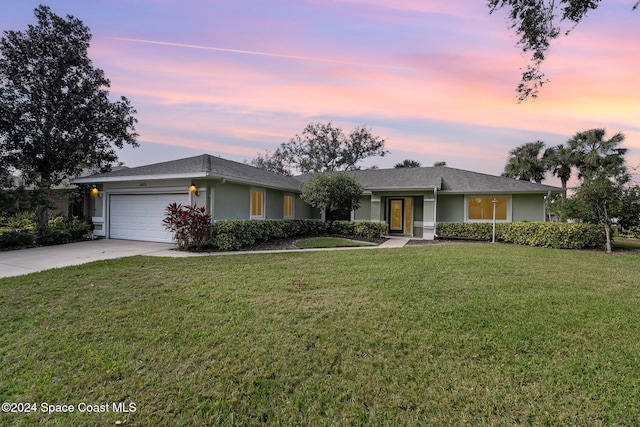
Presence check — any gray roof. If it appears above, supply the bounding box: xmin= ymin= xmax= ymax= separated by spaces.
xmin=74 ymin=154 xmax=563 ymax=195
xmin=73 ymin=154 xmax=302 ymax=191
xmin=299 ymin=166 xmax=563 ymax=194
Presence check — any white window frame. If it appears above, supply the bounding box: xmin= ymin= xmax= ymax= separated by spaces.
xmin=250 ymin=188 xmax=265 ymax=219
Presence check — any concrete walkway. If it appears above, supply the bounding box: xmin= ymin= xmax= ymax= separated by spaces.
xmin=378 ymin=236 xmax=411 ymax=248
xmin=0 ymin=236 xmax=411 ymax=279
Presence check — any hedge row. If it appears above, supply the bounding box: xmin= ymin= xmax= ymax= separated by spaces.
xmin=618 ymin=226 xmax=640 ymax=239
xmin=0 ymin=220 xmax=92 ymax=249
xmin=210 ymin=219 xmax=387 ymax=251
xmin=436 ymin=222 xmax=606 ymax=249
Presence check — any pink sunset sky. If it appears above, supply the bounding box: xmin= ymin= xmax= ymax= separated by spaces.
xmin=2 ymin=0 xmax=639 ymax=186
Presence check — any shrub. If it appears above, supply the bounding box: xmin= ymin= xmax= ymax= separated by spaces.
xmin=2 ymin=211 xmax=37 ymax=229
xmin=48 ymin=216 xmax=65 ymax=228
xmin=0 ymin=230 xmax=35 ymax=249
xmin=330 ymin=220 xmax=387 ymax=239
xmin=209 ymin=219 xmax=386 ymax=251
xmin=36 ymin=228 xmax=71 ymax=246
xmin=163 ymin=203 xmax=212 ymax=251
xmin=620 ymin=226 xmax=640 ymax=239
xmin=0 ymin=216 xmax=91 ymax=249
xmin=436 ymin=223 xmax=494 ymax=240
xmin=211 ymin=219 xmax=329 ymax=251
xmin=64 ymin=218 xmax=92 ymax=240
xmin=329 ymin=220 xmax=356 ymax=236
xmin=437 ymin=222 xmax=606 ymax=249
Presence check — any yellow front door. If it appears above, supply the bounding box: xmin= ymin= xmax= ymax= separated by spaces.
xmin=390 ymin=199 xmax=403 ymax=232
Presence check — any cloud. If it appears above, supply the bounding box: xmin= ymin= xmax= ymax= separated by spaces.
xmin=111 ymin=37 xmax=407 ymax=71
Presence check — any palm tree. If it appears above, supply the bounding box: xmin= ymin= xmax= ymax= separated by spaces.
xmin=394 ymin=159 xmax=421 ymax=168
xmin=543 ymin=144 xmax=576 ymax=192
xmin=502 ymin=141 xmax=547 ymax=183
xmin=567 ymin=129 xmax=627 ymax=180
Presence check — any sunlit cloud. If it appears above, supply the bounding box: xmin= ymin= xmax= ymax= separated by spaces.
xmin=30 ymin=0 xmax=635 ymax=175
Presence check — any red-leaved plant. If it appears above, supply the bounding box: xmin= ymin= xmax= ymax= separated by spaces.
xmin=162 ymin=203 xmax=212 ymax=251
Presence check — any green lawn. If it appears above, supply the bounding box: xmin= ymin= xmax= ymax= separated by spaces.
xmin=613 ymin=237 xmax=640 ymax=251
xmin=1 ymin=244 xmax=639 ymax=426
xmin=296 ymin=237 xmax=376 ymax=249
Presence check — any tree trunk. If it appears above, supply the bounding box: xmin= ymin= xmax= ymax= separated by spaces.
xmin=604 ymin=223 xmax=612 ymax=253
xmin=36 ymin=203 xmax=49 ymax=231
xmin=603 ymin=201 xmax=612 ymax=254
xmin=34 ymin=179 xmax=51 ymax=231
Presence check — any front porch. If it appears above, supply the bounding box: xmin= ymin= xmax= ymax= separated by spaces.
xmin=353 ymin=190 xmax=437 ymax=240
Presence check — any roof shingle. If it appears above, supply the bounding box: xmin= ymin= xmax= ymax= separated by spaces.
xmin=75 ymin=155 xmax=563 ymax=194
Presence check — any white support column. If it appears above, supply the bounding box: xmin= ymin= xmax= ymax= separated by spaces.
xmin=422 ymin=190 xmax=436 ymax=240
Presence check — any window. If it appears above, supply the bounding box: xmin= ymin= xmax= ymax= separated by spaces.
xmin=467 ymin=197 xmax=508 ymax=221
xmin=284 ymin=194 xmax=294 ymax=218
xmin=251 ymin=189 xmax=264 ymax=219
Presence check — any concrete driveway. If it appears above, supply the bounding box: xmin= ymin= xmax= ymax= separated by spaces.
xmin=0 ymin=239 xmax=185 ymax=279
xmin=0 ymin=236 xmax=412 ymax=279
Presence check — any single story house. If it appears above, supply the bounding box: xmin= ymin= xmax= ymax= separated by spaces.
xmin=73 ymin=154 xmax=564 ymax=243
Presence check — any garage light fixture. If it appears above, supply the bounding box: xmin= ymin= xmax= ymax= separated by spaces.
xmin=189 ymin=184 xmax=198 ymax=196
xmin=90 ymin=187 xmax=101 ymax=198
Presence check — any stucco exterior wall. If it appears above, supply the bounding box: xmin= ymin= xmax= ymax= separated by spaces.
xmin=293 ymin=195 xmax=320 ymax=219
xmin=512 ymin=194 xmax=545 ymax=222
xmin=436 ymin=193 xmax=545 ymax=223
xmin=354 ymin=196 xmax=372 ymax=221
xmin=211 ymin=182 xmax=250 ymax=220
xmin=266 ymin=189 xmax=284 ymax=219
xmin=207 ymin=181 xmax=318 ymax=221
xmin=436 ymin=194 xmax=464 ymax=223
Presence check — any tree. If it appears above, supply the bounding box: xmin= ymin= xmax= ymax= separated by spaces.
xmin=617 ymin=185 xmax=640 ymax=230
xmin=300 ymin=172 xmax=364 ymax=225
xmin=433 ymin=161 xmax=447 ymax=167
xmin=543 ymin=144 xmax=576 ymax=192
xmin=250 ymin=151 xmax=292 ymax=176
xmin=502 ymin=141 xmax=547 ymax=183
xmin=565 ymin=175 xmax=626 ymax=253
xmin=488 ymin=1 xmax=640 ymax=101
xmin=0 ymin=5 xmax=138 ymax=229
xmin=568 ymin=129 xmax=627 ymax=180
xmin=394 ymin=159 xmax=421 ymax=168
xmin=562 ymin=128 xmax=634 ymax=252
xmin=252 ymin=122 xmax=387 ymax=175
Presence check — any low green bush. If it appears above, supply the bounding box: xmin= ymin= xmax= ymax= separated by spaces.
xmin=36 ymin=228 xmax=72 ymax=246
xmin=436 ymin=223 xmax=494 ymax=240
xmin=64 ymin=219 xmax=92 ymax=240
xmin=0 ymin=230 xmax=35 ymax=249
xmin=0 ymin=216 xmax=92 ymax=249
xmin=210 ymin=219 xmax=385 ymax=251
xmin=437 ymin=222 xmax=606 ymax=249
xmin=2 ymin=211 xmax=37 ymax=230
xmin=329 ymin=221 xmax=355 ymax=236
xmin=211 ymin=219 xmax=329 ymax=251
xmin=48 ymin=216 xmax=65 ymax=228
xmin=619 ymin=226 xmax=640 ymax=239
xmin=333 ymin=220 xmax=387 ymax=239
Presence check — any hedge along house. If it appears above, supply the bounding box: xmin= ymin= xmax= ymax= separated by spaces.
xmin=74 ymin=154 xmax=564 ymax=243
xmin=73 ymin=154 xmax=320 ymax=243
xmin=340 ymin=167 xmax=564 ymax=239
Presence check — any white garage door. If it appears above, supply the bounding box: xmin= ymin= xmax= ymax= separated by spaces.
xmin=109 ymin=194 xmax=189 ymax=242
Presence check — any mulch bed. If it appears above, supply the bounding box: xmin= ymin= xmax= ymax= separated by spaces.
xmin=246 ymin=235 xmax=387 ymax=251
xmin=406 ymin=238 xmax=488 ymax=246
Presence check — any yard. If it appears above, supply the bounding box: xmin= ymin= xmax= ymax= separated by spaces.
xmin=1 ymin=244 xmax=639 ymax=426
